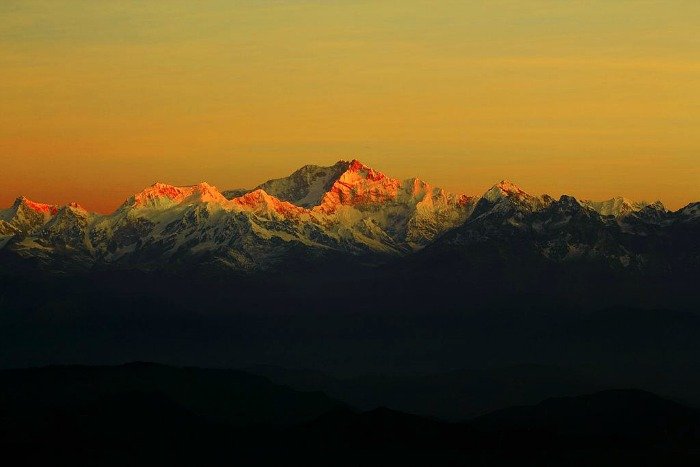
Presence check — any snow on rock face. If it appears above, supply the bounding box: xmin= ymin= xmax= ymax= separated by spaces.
xmin=126 ymin=182 xmax=228 ymax=209
xmin=257 ymin=161 xmax=351 ymax=208
xmin=678 ymin=202 xmax=700 ymax=221
xmin=0 ymin=196 xmax=59 ymax=234
xmin=479 ymin=180 xmax=551 ymax=215
xmin=42 ymin=203 xmax=94 ymax=250
xmin=581 ymin=197 xmax=651 ymax=217
xmin=316 ymin=160 xmax=404 ymax=213
xmin=2 ymin=159 xmax=690 ymax=272
xmin=0 ymin=161 xmax=478 ymax=268
xmin=483 ymin=180 xmax=530 ymax=202
xmin=250 ymin=159 xmax=475 ymax=250
xmin=16 ymin=197 xmax=59 ymax=216
xmin=231 ymin=189 xmax=310 ymax=220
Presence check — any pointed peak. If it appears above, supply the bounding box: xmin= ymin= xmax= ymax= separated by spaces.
xmin=347 ymin=159 xmax=368 ymax=171
xmin=558 ymin=194 xmax=580 ymax=204
xmin=553 ymin=195 xmax=588 ymax=212
xmin=12 ymin=196 xmax=26 ymax=208
xmin=195 ymin=181 xmax=215 ymax=190
xmin=255 ymin=159 xmax=391 ymax=209
xmin=231 ymin=188 xmax=307 ymax=216
xmin=337 ymin=159 xmax=387 ymax=182
xmin=61 ymin=202 xmax=89 ymax=215
xmin=233 ymin=188 xmax=301 ymax=206
xmin=234 ymin=188 xmax=271 ymax=202
xmin=496 ymin=180 xmax=527 ymax=194
xmin=13 ymin=196 xmax=59 ymax=215
xmin=647 ymin=200 xmax=666 ymax=211
xmin=231 ymin=188 xmax=276 ymax=207
xmin=484 ymin=180 xmax=530 ymax=202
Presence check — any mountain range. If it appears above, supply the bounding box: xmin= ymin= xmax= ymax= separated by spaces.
xmin=2 ymin=161 xmax=700 ymax=435
xmin=1 ymin=159 xmax=698 ymax=274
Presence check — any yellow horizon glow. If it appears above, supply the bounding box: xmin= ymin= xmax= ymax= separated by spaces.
xmin=1 ymin=1 xmax=698 ymax=213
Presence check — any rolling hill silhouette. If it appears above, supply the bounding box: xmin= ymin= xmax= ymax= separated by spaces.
xmin=1 ymin=363 xmax=700 ymax=466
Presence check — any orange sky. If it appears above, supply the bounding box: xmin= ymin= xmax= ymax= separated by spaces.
xmin=1 ymin=1 xmax=699 ymax=213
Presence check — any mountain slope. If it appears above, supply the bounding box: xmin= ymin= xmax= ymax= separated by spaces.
xmin=257 ymin=160 xmax=351 ymax=207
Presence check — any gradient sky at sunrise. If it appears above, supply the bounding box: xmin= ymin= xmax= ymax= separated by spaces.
xmin=1 ymin=0 xmax=698 ymax=212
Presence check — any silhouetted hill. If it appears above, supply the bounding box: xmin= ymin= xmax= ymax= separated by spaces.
xmin=473 ymin=389 xmax=700 ymax=444
xmin=0 ymin=362 xmax=343 ymax=427
xmin=246 ymin=364 xmax=601 ymax=420
xmin=3 ymin=270 xmax=700 ymax=415
xmin=2 ymin=364 xmax=700 ymax=465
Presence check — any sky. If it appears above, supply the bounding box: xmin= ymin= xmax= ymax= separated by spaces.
xmin=1 ymin=0 xmax=698 ymax=212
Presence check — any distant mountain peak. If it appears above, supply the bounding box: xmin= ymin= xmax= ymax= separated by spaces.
xmin=483 ymin=180 xmax=530 ymax=202
xmin=647 ymin=200 xmax=666 ymax=211
xmin=128 ymin=182 xmax=226 ymax=208
xmin=255 ymin=161 xmax=350 ymax=208
xmin=254 ymin=159 xmax=398 ymax=210
xmin=231 ymin=188 xmax=307 ymax=218
xmin=65 ymin=202 xmax=87 ymax=212
xmin=317 ymin=161 xmax=403 ymax=213
xmin=12 ymin=196 xmax=59 ymax=215
xmin=56 ymin=202 xmax=89 ymax=219
xmin=347 ymin=159 xmax=365 ymax=170
xmin=344 ymin=159 xmax=387 ymax=181
xmin=581 ymin=197 xmax=652 ymax=217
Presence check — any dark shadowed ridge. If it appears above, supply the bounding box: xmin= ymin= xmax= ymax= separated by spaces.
xmin=2 ymin=363 xmax=700 ymax=466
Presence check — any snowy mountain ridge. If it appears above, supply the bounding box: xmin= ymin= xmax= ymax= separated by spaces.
xmin=0 ymin=159 xmax=695 ymax=272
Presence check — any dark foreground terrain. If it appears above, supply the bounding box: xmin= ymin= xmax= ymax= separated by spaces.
xmin=1 ymin=237 xmax=699 ymax=465
xmin=3 ymin=269 xmax=700 ymax=418
xmin=1 ymin=363 xmax=700 ymax=466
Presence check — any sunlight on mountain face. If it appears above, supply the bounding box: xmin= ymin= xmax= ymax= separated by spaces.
xmin=0 ymin=160 xmax=697 ymax=273
xmin=1 ymin=4 xmax=700 ymax=465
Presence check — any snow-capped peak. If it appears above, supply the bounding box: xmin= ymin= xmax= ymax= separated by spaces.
xmin=580 ymin=197 xmax=651 ymax=217
xmin=483 ymin=180 xmax=530 ymax=202
xmin=126 ymin=182 xmax=227 ymax=209
xmin=49 ymin=203 xmax=91 ymax=222
xmin=12 ymin=196 xmax=59 ymax=216
xmin=1 ymin=160 xmax=698 ymax=274
xmin=255 ymin=161 xmax=351 ymax=208
xmin=0 ymin=196 xmax=60 ymax=234
xmin=253 ymin=159 xmax=393 ymax=210
xmin=344 ymin=159 xmax=387 ymax=182
xmin=316 ymin=160 xmax=403 ymax=213
xmin=65 ymin=202 xmax=88 ymax=213
xmin=231 ymin=189 xmax=308 ymax=218
xmin=646 ymin=200 xmax=666 ymax=212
